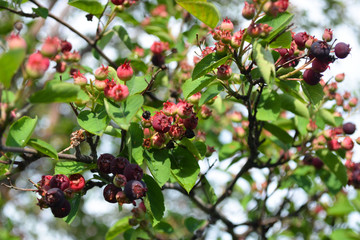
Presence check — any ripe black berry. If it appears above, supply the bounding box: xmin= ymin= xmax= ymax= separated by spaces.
xmin=124 ymin=180 xmax=147 ymax=201
xmin=97 ymin=153 xmax=115 ymax=174
xmin=124 ymin=164 xmax=143 ymax=181
xmin=185 ymin=129 xmax=195 ymax=138
xmin=311 ymin=157 xmax=324 ymax=169
xmin=166 ymin=141 xmax=175 ymax=149
xmin=303 ymin=68 xmax=322 ymax=85
xmin=311 ymin=58 xmax=329 ymax=73
xmin=45 ymin=188 xmax=65 ymax=207
xmin=142 ymin=111 xmax=151 ymax=120
xmin=343 ymin=122 xmax=356 ymax=134
xmin=334 ymin=42 xmax=351 ymax=59
xmin=103 ymin=184 xmax=122 ymax=203
xmin=49 ymin=174 xmax=70 ymax=191
xmin=310 ymin=41 xmax=330 ymax=60
xmin=110 ymin=156 xmax=130 ymax=174
xmin=151 ymin=54 xmax=165 ymax=68
xmin=51 ymin=199 xmax=71 ymax=218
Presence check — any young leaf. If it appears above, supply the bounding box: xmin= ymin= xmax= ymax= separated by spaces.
xmin=0 ymin=49 xmax=26 ymax=88
xmin=176 ymin=0 xmax=220 ymax=29
xmin=143 ymin=174 xmax=165 ymax=223
xmin=77 ymin=109 xmax=110 ymax=136
xmin=30 ymin=82 xmax=90 ymax=103
xmin=170 ymin=147 xmax=200 ymax=193
xmin=28 ymin=138 xmax=58 ymax=160
xmin=182 ymin=75 xmax=216 ymax=99
xmin=113 ymin=25 xmax=133 ymax=50
xmin=253 ymin=41 xmax=275 ymax=85
xmin=6 ymin=116 xmax=38 ymax=147
xmin=192 ymin=53 xmax=229 ymax=80
xmin=104 ymin=94 xmax=144 ymax=130
xmin=105 ymin=216 xmax=131 ymax=240
xmin=316 ymin=149 xmax=347 ymax=186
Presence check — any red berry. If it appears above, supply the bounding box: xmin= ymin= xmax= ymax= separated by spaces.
xmin=69 ymin=174 xmax=85 ymax=192
xmin=25 ymin=51 xmax=50 ymax=79
xmin=311 ymin=58 xmax=329 ymax=73
xmin=117 ymin=61 xmax=133 ymax=81
xmin=183 ymin=113 xmax=199 ymax=130
xmin=334 ymin=42 xmax=351 ymax=59
xmin=60 ymin=40 xmax=72 ymax=53
xmin=342 ymin=136 xmax=354 ymax=150
xmin=242 ymin=2 xmax=255 ymax=20
xmin=111 ymin=0 xmax=124 ymax=5
xmin=217 ymin=64 xmax=232 ymax=80
xmin=312 ymin=157 xmax=324 ymax=169
xmin=151 ymin=112 xmax=172 ymax=133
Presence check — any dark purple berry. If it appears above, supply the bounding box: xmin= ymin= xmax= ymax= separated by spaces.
xmin=49 ymin=174 xmax=70 ymax=191
xmin=151 ymin=54 xmax=165 ymax=68
xmin=110 ymin=156 xmax=130 ymax=174
xmin=124 ymin=180 xmax=147 ymax=201
xmin=303 ymin=68 xmax=322 ymax=85
xmin=343 ymin=122 xmax=356 ymax=134
xmin=312 ymin=157 xmax=324 ymax=169
xmin=310 ymin=41 xmax=330 ymax=60
xmin=185 ymin=129 xmax=195 ymax=138
xmin=293 ymin=32 xmax=309 ymax=49
xmin=97 ymin=153 xmax=115 ymax=174
xmin=103 ymin=184 xmax=122 ymax=203
xmin=124 ymin=164 xmax=143 ymax=181
xmin=142 ymin=111 xmax=151 ymax=120
xmin=45 ymin=188 xmax=65 ymax=207
xmin=334 ymin=42 xmax=351 ymax=59
xmin=183 ymin=113 xmax=198 ymax=130
xmin=116 ymin=191 xmax=130 ymax=205
xmin=311 ymin=58 xmax=329 ymax=73
xmin=51 ymin=199 xmax=71 ymax=218
xmin=166 ymin=141 xmax=175 ymax=149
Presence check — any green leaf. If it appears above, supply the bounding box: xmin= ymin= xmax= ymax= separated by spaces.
xmin=253 ymin=41 xmax=275 ymax=85
xmin=170 ymin=147 xmax=200 ymax=193
xmin=154 ymin=222 xmax=174 ymax=234
xmin=182 ymin=75 xmax=216 ymax=99
xmin=278 ymin=94 xmax=309 ymax=118
xmin=104 ymin=94 xmax=144 ymax=130
xmin=6 ymin=116 xmax=37 ymax=147
xmin=105 ymin=216 xmax=131 ymax=240
xmin=127 ymin=123 xmax=144 ymax=165
xmin=68 ymin=0 xmax=104 ymax=16
xmin=200 ymin=177 xmax=217 ymax=204
xmin=257 ymin=12 xmax=294 ymax=43
xmin=316 ymin=149 xmax=347 ymax=186
xmin=269 ymin=31 xmax=292 ymax=49
xmin=301 ymin=82 xmax=324 ymax=106
xmin=64 ymin=194 xmax=81 ymax=224
xmin=318 ymin=108 xmax=336 ymax=126
xmin=143 ymin=174 xmax=165 ymax=223
xmin=192 ymin=53 xmax=229 ymax=80
xmin=28 ymin=138 xmax=58 ymax=160
xmin=144 ymin=25 xmax=173 ymax=44
xmin=77 ymin=109 xmax=110 ymax=136
xmin=0 ymin=49 xmax=26 ymax=88
xmin=55 ymin=161 xmax=96 ymax=175
xmin=127 ymin=75 xmax=150 ymax=96
xmin=144 ymin=149 xmax=171 ymax=187
xmin=199 ymin=83 xmax=224 ymax=106
xmin=180 ymin=138 xmax=202 ymax=160
xmin=108 ymin=66 xmax=121 ymax=83
xmin=176 ymin=0 xmax=220 ymax=28
xmin=1 ymin=90 xmax=15 ymax=103
xmin=256 ymin=90 xmax=280 ymax=121
xmin=219 ymin=141 xmax=241 ymax=161
xmin=92 ymin=31 xmax=114 ymax=59
xmin=294 ymin=116 xmax=309 ymax=136
xmin=289 ymin=174 xmax=312 ymax=192
xmin=30 ymin=82 xmax=90 ymax=103
xmin=318 ymin=169 xmax=342 ymax=195
xmin=113 ymin=25 xmax=133 ymax=50
xmin=32 ymin=7 xmax=48 ymax=18
xmin=184 ymin=217 xmax=206 ymax=233
xmin=331 ymin=229 xmax=360 ymax=240
xmin=263 ymin=122 xmax=293 ymax=144
xmin=327 ymin=193 xmax=355 ymax=216
xmin=104 ymin=126 xmax=122 ymax=138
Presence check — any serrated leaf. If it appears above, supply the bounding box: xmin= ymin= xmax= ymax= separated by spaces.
xmin=77 ymin=109 xmax=110 ymax=136
xmin=104 ymin=94 xmax=144 ymax=130
xmin=143 ymin=175 xmax=165 ymax=223
xmin=278 ymin=94 xmax=309 ymax=118
xmin=28 ymin=138 xmax=58 ymax=160
xmin=127 ymin=75 xmax=150 ymax=96
xmin=0 ymin=49 xmax=26 ymax=88
xmin=199 ymin=83 xmax=223 ymax=106
xmin=253 ymin=41 xmax=275 ymax=85
xmin=105 ymin=216 xmax=131 ymax=240
xmin=170 ymin=147 xmax=200 ymax=193
xmin=55 ymin=161 xmax=96 ymax=175
xmin=176 ymin=0 xmax=220 ymax=28
xmin=6 ymin=116 xmax=37 ymax=147
xmin=68 ymin=0 xmax=104 ymax=16
xmin=30 ymin=82 xmax=90 ymax=103
xmin=144 ymin=149 xmax=171 ymax=187
xmin=32 ymin=7 xmax=48 ymax=18
xmin=113 ymin=25 xmax=133 ymax=50
xmin=316 ymin=149 xmax=347 ymax=186
xmin=182 ymin=75 xmax=216 ymax=99
xmin=301 ymin=82 xmax=324 ymax=106
xmin=192 ymin=53 xmax=229 ymax=80
xmin=64 ymin=194 xmax=81 ymax=224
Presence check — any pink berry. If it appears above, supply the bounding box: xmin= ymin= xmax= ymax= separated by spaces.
xmin=342 ymin=136 xmax=354 ymax=150
xmin=217 ymin=64 xmax=232 ymax=80
xmin=94 ymin=65 xmax=109 ymax=80
xmin=242 ymin=2 xmax=255 ymax=20
xmin=25 ymin=51 xmax=50 ymax=79
xmin=334 ymin=42 xmax=351 ymax=59
xmin=335 ymin=73 xmax=345 ymax=82
xmin=7 ymin=33 xmax=27 ymax=50
xmin=220 ymin=18 xmax=234 ymax=32
xmin=117 ymin=61 xmax=133 ymax=81
xmin=72 ymin=71 xmax=87 ymax=86
xmin=40 ymin=36 xmax=61 ymax=57
xmin=162 ymin=101 xmax=177 ymax=116
xmin=177 ymin=100 xmax=193 ymax=119
xmin=322 ymin=28 xmax=333 ymax=42
xmin=151 ymin=112 xmax=172 ymax=133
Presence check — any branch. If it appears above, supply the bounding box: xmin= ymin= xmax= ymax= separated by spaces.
xmin=0 ymin=6 xmax=37 ymax=18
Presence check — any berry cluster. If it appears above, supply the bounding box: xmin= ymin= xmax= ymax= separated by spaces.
xmin=346 ymin=162 xmax=360 ymax=189
xmin=141 ymin=97 xmax=212 ymax=149
xmin=97 ymin=154 xmax=147 ymax=205
xmin=36 ymin=174 xmax=85 ymax=218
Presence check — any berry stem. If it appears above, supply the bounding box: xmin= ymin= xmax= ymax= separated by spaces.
xmin=278 ymin=58 xmax=315 ymax=80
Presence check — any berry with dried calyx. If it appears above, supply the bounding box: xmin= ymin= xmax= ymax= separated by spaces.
xmin=97 ymin=153 xmax=115 ymax=174
xmin=41 ymin=36 xmax=61 ymax=57
xmin=334 ymin=42 xmax=351 ymax=59
xmin=310 ymin=41 xmax=330 ymax=60
xmin=117 ymin=61 xmax=133 ymax=81
xmin=217 ymin=64 xmax=232 ymax=80
xmin=124 ymin=163 xmax=143 ymax=181
xmin=242 ymin=2 xmax=255 ymax=20
xmin=113 ymin=174 xmax=127 ymax=188
xmin=45 ymin=188 xmax=65 ymax=207
xmin=72 ymin=71 xmax=87 ymax=86
xmin=183 ymin=113 xmax=199 ymax=130
xmin=69 ymin=174 xmax=85 ymax=192
xmin=103 ymin=184 xmax=122 ymax=203
xmin=49 ymin=174 xmax=70 ymax=191
xmin=322 ymin=28 xmax=333 ymax=42
xmin=177 ymin=100 xmax=194 ymax=119
xmin=163 ymin=101 xmax=177 ymax=116
xmin=151 ymin=111 xmax=172 ymax=133
xmin=60 ymin=40 xmax=72 ymax=53
xmin=51 ymin=199 xmax=71 ymax=218
xmin=111 ymin=156 xmax=130 ymax=174
xmin=94 ymin=65 xmax=109 ymax=80
xmin=220 ymin=18 xmax=234 ymax=32
xmin=303 ymin=68 xmax=322 ymax=85
xmin=124 ymin=180 xmax=147 ymax=201
xmin=151 ymin=132 xmax=166 ymax=148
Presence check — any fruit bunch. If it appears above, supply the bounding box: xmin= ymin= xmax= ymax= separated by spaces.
xmin=97 ymin=154 xmax=147 ymax=206
xmin=36 ymin=174 xmax=85 ymax=218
